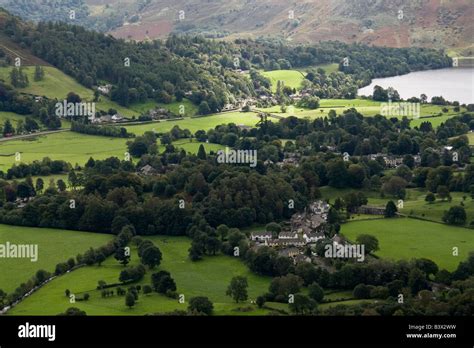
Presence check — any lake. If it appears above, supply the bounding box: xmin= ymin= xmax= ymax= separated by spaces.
xmin=358 ymin=68 xmax=474 ymax=104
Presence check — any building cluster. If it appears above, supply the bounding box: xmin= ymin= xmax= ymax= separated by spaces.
xmin=148 ymin=108 xmax=173 ymax=120
xmin=367 ymin=153 xmax=421 ymax=168
xmin=91 ymin=114 xmax=124 ymax=124
xmin=250 ymin=200 xmax=330 ymax=264
xmin=264 ymin=152 xmax=302 ymax=168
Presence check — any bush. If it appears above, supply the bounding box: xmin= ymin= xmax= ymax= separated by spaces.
xmin=143 ymin=285 xmax=152 ymax=295
xmin=188 ymin=296 xmax=213 ymax=315
xmin=308 ymin=282 xmax=324 ymax=302
xmin=353 ymin=284 xmax=371 ymax=299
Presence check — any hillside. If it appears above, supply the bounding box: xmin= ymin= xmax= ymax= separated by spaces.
xmin=2 ymin=0 xmax=468 ymax=53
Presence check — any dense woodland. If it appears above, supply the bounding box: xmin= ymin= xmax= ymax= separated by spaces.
xmin=1 ymin=112 xmax=473 ymax=232
xmin=0 ymin=10 xmax=452 ymax=111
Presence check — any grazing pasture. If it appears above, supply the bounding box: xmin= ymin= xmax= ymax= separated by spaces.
xmin=341 ymin=218 xmax=474 ymax=270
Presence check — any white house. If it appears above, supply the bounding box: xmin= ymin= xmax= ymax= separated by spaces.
xmin=278 ymin=232 xmax=298 ymax=239
xmin=303 ymin=231 xmax=324 ymax=243
xmin=97 ymin=84 xmax=112 ymax=96
xmin=250 ymin=231 xmax=272 ymax=242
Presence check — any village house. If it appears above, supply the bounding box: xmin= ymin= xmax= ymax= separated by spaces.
xmin=303 ymin=231 xmax=325 ymax=243
xmin=369 ymin=153 xmax=421 ymax=168
xmin=97 ymin=84 xmax=112 ymax=96
xmin=250 ymin=231 xmax=273 ymax=242
xmin=278 ymin=248 xmax=300 ymax=258
xmin=92 ymin=114 xmax=112 ymax=123
xmin=384 ymin=156 xmax=404 ymax=168
xmin=308 ymin=200 xmax=330 ymax=219
xmin=331 ymin=234 xmax=345 ymax=245
xmin=149 ymin=108 xmax=171 ymax=120
xmin=278 ymin=231 xmax=299 ymax=239
xmin=263 ymin=159 xmax=274 ymax=166
xmin=222 ymin=103 xmax=238 ymax=112
xmin=111 ymin=114 xmax=124 ymax=122
xmin=277 ymin=157 xmax=300 ymax=168
xmin=294 ymin=254 xmax=312 ymax=264
xmin=276 ymin=152 xmax=302 ymax=168
xmin=266 ymin=238 xmax=305 ymax=247
xmin=138 ymin=164 xmax=158 ymax=176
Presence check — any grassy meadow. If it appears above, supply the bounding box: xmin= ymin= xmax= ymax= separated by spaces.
xmin=0 ymin=132 xmax=129 ymax=171
xmin=125 ymin=111 xmax=260 ymax=135
xmin=0 ymin=131 xmax=225 ymax=171
xmin=0 ymin=224 xmax=112 ymax=293
xmin=9 ymin=236 xmax=273 ymax=316
xmin=341 ymin=218 xmax=474 ymax=271
xmin=320 ymin=186 xmax=474 ymax=225
xmin=261 ymin=69 xmax=306 ymax=92
xmin=0 ymin=66 xmax=137 ymax=117
xmin=256 ymin=99 xmax=465 ymax=124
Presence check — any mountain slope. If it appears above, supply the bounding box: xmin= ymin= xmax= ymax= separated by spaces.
xmin=0 ymin=0 xmax=471 ymax=53
xmin=96 ymin=0 xmax=473 ymax=54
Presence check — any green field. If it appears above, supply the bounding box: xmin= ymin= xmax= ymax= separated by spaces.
xmin=125 ymin=111 xmax=260 ymax=135
xmin=0 ymin=66 xmax=137 ymax=117
xmin=296 ymin=63 xmax=340 ymax=74
xmin=261 ymin=69 xmax=305 ymax=92
xmin=320 ymin=186 xmax=474 ymax=224
xmin=0 ymin=131 xmax=227 ymax=171
xmin=399 ymin=189 xmax=474 ymax=224
xmin=0 ymin=224 xmax=112 ymax=293
xmin=0 ymin=111 xmax=32 ymax=129
xmin=0 ymin=132 xmax=129 ymax=171
xmin=257 ymin=99 xmax=464 ymax=123
xmin=341 ymin=218 xmax=474 ymax=270
xmin=9 ymin=236 xmax=272 ymax=316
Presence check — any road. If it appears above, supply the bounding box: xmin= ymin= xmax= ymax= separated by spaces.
xmin=0 ymin=129 xmax=70 ymax=143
